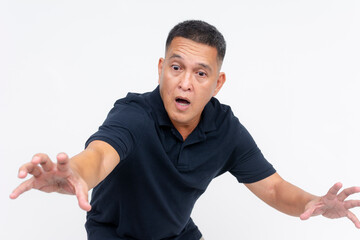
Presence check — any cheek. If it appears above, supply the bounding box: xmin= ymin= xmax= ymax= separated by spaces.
xmin=194 ymin=89 xmax=213 ymax=108
xmin=209 ymin=82 xmax=219 ymax=97
xmin=199 ymin=82 xmax=217 ymax=98
xmin=160 ymin=80 xmax=174 ymax=105
xmin=163 ymin=75 xmax=178 ymax=92
xmin=163 ymin=82 xmax=174 ymax=96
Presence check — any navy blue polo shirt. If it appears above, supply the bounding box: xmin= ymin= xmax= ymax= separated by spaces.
xmin=85 ymin=86 xmax=276 ymax=240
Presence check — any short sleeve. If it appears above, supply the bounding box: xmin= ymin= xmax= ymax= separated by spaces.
xmin=229 ymin=125 xmax=276 ymax=184
xmin=85 ymin=99 xmax=146 ymax=161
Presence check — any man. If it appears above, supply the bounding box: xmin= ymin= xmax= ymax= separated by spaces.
xmin=10 ymin=20 xmax=360 ymax=240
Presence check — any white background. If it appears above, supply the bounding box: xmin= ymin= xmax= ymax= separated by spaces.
xmin=1 ymin=0 xmax=359 ymax=239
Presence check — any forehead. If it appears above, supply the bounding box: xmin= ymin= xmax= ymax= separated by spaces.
xmin=165 ymin=37 xmax=219 ymax=68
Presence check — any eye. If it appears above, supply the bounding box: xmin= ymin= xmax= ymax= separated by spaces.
xmin=171 ymin=65 xmax=181 ymax=71
xmin=197 ymin=71 xmax=207 ymax=77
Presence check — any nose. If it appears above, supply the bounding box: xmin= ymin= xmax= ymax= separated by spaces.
xmin=178 ymin=71 xmax=193 ymax=91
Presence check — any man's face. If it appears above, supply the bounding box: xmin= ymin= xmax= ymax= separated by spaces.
xmin=158 ymin=37 xmax=226 ymax=133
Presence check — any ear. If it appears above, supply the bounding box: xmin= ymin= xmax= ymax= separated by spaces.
xmin=213 ymin=72 xmax=226 ymax=97
xmin=158 ymin=58 xmax=164 ymax=84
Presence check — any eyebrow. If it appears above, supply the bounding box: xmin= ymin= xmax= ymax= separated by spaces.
xmin=168 ymin=54 xmax=213 ymax=73
xmin=169 ymin=54 xmax=183 ymax=60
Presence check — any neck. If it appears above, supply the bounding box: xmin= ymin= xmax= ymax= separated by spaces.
xmin=172 ymin=120 xmax=199 ymax=141
xmin=177 ymin=127 xmax=195 ymax=141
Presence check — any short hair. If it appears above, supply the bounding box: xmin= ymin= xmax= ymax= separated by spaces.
xmin=165 ymin=20 xmax=226 ymax=64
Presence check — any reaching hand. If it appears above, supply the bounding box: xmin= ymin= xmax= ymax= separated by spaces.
xmin=10 ymin=153 xmax=91 ymax=211
xmin=300 ymin=182 xmax=360 ymax=228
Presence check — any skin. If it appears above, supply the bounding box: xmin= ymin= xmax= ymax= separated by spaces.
xmin=158 ymin=37 xmax=225 ymax=140
xmin=10 ymin=140 xmax=119 ymax=211
xmin=10 ymin=37 xmax=360 ymax=229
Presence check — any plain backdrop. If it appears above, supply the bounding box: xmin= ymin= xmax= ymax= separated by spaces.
xmin=1 ymin=0 xmax=359 ymax=239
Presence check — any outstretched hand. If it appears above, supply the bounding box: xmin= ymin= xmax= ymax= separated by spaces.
xmin=10 ymin=153 xmax=91 ymax=211
xmin=300 ymin=182 xmax=360 ymax=228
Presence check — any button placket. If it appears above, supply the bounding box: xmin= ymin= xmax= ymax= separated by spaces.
xmin=176 ymin=130 xmax=207 ymax=171
xmin=177 ymin=144 xmax=189 ymax=171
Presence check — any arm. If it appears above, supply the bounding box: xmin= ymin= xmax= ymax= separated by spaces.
xmin=70 ymin=140 xmax=120 ymax=190
xmin=245 ymin=173 xmax=317 ymax=216
xmin=10 ymin=140 xmax=119 ymax=211
xmin=245 ymin=173 xmax=360 ymax=228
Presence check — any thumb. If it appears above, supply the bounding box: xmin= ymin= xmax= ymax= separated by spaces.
xmin=75 ymin=183 xmax=91 ymax=211
xmin=300 ymin=207 xmax=314 ymax=220
xmin=300 ymin=200 xmax=325 ymax=220
xmin=69 ymin=173 xmax=92 ymax=211
xmin=77 ymin=191 xmax=91 ymax=212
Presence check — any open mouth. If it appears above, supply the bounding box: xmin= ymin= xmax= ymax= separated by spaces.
xmin=175 ymin=97 xmax=190 ymax=106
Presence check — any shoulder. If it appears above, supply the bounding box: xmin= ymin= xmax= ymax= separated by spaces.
xmin=207 ymin=97 xmax=245 ymax=133
xmin=104 ymin=91 xmax=154 ymax=129
xmin=113 ymin=91 xmax=151 ymax=113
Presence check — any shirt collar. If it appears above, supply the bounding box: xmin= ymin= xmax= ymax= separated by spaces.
xmin=147 ymin=86 xmax=172 ymax=127
xmin=147 ymin=86 xmax=217 ymax=133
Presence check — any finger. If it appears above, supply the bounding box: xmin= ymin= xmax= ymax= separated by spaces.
xmin=18 ymin=162 xmax=35 ymax=178
xmin=18 ymin=163 xmax=42 ymax=178
xmin=76 ymin=189 xmax=92 ymax=212
xmin=300 ymin=208 xmax=314 ymax=220
xmin=325 ymin=182 xmax=343 ymax=200
xmin=67 ymin=173 xmax=91 ymax=212
xmin=344 ymin=200 xmax=360 ymax=210
xmin=338 ymin=186 xmax=360 ymax=202
xmin=300 ymin=202 xmax=325 ymax=220
xmin=9 ymin=178 xmax=35 ymax=199
xmin=300 ymin=206 xmax=316 ymax=220
xmin=32 ymin=153 xmax=54 ymax=172
xmin=346 ymin=210 xmax=360 ymax=229
xmin=73 ymin=180 xmax=91 ymax=211
xmin=56 ymin=152 xmax=70 ymax=172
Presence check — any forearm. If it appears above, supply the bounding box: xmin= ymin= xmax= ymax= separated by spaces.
xmin=70 ymin=140 xmax=120 ymax=190
xmin=272 ymin=179 xmax=319 ymax=216
xmin=70 ymin=149 xmax=103 ymax=190
xmin=246 ymin=173 xmax=319 ymax=217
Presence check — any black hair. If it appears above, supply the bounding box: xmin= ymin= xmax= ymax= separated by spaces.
xmin=165 ymin=20 xmax=226 ymax=64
